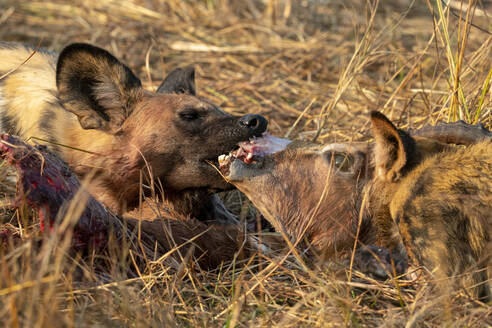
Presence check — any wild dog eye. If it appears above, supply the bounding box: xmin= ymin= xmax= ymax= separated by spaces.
xmin=333 ymin=153 xmax=354 ymax=172
xmin=179 ymin=109 xmax=200 ymax=121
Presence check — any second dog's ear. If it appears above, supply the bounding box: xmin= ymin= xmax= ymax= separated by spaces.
xmin=56 ymin=43 xmax=143 ymax=133
xmin=370 ymin=111 xmax=414 ymax=182
xmin=157 ymin=66 xmax=196 ymax=95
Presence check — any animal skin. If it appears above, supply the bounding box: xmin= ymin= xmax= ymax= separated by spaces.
xmin=222 ymin=112 xmax=491 ymax=300
xmin=0 ymin=42 xmax=268 ymax=221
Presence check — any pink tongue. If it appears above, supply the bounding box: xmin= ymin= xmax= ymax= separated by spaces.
xmin=234 ymin=133 xmax=291 ymax=164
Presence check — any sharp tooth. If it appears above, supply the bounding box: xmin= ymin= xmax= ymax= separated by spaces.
xmin=219 ymin=154 xmax=233 ymax=165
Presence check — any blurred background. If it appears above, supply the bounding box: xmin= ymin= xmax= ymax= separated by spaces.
xmin=1 ymin=0 xmax=490 ymax=144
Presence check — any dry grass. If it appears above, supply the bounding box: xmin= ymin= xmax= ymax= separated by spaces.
xmin=0 ymin=0 xmax=491 ymax=327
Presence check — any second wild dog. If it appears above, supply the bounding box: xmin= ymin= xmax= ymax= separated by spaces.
xmin=219 ymin=112 xmax=491 ymax=300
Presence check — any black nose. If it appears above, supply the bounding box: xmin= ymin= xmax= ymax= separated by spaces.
xmin=239 ymin=114 xmax=268 ymax=136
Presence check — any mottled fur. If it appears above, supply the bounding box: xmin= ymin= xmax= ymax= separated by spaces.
xmin=0 ymin=42 xmax=267 ymax=219
xmin=368 ymin=112 xmax=491 ymax=301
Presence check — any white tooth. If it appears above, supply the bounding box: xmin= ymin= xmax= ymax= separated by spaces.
xmin=219 ymin=154 xmax=233 ymax=165
xmin=246 ymin=153 xmax=253 ymax=160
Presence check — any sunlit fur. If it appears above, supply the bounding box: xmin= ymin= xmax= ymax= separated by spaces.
xmin=0 ymin=43 xmax=266 ymax=218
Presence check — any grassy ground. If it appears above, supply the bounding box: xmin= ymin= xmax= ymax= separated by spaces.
xmin=0 ymin=0 xmax=491 ymax=326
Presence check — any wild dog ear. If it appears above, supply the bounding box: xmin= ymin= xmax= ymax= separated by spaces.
xmin=56 ymin=43 xmax=143 ymax=133
xmin=156 ymin=66 xmax=196 ymax=95
xmin=370 ymin=111 xmax=414 ymax=182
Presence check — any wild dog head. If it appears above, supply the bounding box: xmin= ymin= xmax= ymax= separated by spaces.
xmin=217 ymin=113 xmax=488 ymax=255
xmin=220 ymin=111 xmax=491 ymax=300
xmin=55 ymin=43 xmax=268 ymax=213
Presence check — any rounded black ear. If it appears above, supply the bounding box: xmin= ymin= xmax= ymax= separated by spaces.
xmin=56 ymin=43 xmax=143 ymax=133
xmin=156 ymin=66 xmax=196 ymax=95
xmin=370 ymin=111 xmax=415 ymax=181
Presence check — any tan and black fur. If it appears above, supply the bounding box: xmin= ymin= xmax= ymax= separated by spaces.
xmin=368 ymin=112 xmax=491 ymax=301
xmin=0 ymin=42 xmax=268 ymax=220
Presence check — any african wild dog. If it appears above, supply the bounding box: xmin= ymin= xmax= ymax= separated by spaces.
xmin=220 ymin=112 xmax=491 ymax=300
xmin=0 ymin=42 xmax=267 ymax=220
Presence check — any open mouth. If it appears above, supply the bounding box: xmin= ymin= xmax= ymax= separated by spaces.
xmin=218 ymin=133 xmax=291 ymax=177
